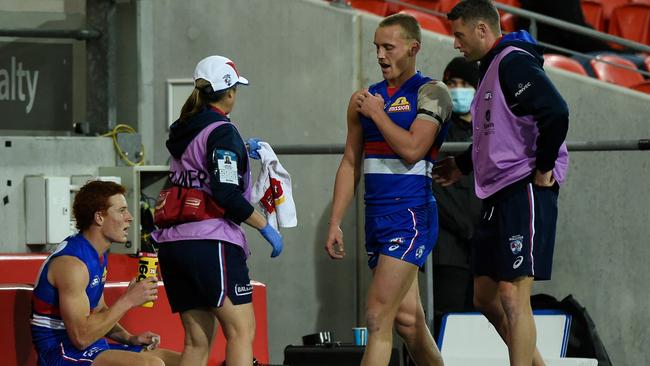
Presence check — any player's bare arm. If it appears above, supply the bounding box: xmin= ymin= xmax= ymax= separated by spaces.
xmin=53 ymin=256 xmax=156 ymax=349
xmin=326 ymin=91 xmax=364 ymax=259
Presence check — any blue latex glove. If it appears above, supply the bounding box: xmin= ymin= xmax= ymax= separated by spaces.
xmin=247 ymin=138 xmax=262 ymax=160
xmin=259 ymin=223 xmax=283 ymax=258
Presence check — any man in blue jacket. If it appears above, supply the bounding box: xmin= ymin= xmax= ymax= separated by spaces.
xmin=434 ymin=1 xmax=569 ymax=365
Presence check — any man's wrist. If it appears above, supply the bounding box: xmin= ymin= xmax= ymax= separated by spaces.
xmin=370 ymin=109 xmax=385 ymax=123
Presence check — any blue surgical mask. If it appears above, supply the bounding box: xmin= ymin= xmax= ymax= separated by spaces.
xmin=450 ymin=87 xmax=475 ymax=115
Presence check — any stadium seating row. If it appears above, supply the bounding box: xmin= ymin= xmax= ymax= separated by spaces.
xmin=545 ymin=53 xmax=650 ymax=93
xmin=344 ymin=0 xmax=650 ymax=46
xmin=333 ymin=0 xmax=650 ymax=93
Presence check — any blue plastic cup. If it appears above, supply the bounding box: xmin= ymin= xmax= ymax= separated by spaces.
xmin=353 ymin=327 xmax=367 ymax=346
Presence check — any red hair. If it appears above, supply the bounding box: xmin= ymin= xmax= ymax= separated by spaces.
xmin=73 ymin=181 xmax=126 ymax=231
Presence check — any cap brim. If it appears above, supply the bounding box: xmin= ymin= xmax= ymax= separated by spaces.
xmin=237 ymin=76 xmax=249 ymax=85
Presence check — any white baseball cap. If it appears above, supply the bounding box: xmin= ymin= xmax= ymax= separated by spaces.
xmin=193 ymin=55 xmax=249 ymax=92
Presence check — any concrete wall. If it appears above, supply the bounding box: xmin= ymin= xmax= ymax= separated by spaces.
xmin=0 ymin=136 xmax=116 ymax=252
xmin=536 ymin=73 xmax=650 ymax=366
xmin=0 ymin=0 xmax=87 ymax=132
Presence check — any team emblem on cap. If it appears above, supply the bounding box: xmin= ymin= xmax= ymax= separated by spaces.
xmin=223 ymin=74 xmax=232 ymax=86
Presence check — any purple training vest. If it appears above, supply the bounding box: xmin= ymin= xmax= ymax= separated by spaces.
xmin=151 ymin=121 xmax=253 ymax=257
xmin=470 ymin=46 xmax=569 ymax=199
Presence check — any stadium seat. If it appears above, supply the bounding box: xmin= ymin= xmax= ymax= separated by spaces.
xmin=0 ymin=285 xmax=38 ymax=366
xmin=494 ymin=0 xmax=521 ymax=7
xmin=491 ymin=0 xmax=520 ymax=33
xmin=349 ymin=0 xmax=391 ymax=16
xmin=399 ymin=0 xmax=440 ymax=13
xmin=438 ymin=0 xmax=460 ymax=14
xmin=500 ymin=12 xmax=518 ymax=33
xmin=399 ymin=9 xmax=451 ymax=35
xmin=600 ymin=0 xmax=632 ymax=22
xmin=0 ymin=253 xmax=141 ymax=284
xmin=544 ymin=54 xmax=589 ymax=76
xmin=608 ymin=4 xmax=650 ymax=45
xmin=589 ymin=54 xmax=645 ymax=87
xmin=630 ymin=81 xmax=650 ymax=93
xmin=0 ymin=254 xmax=47 ymax=284
xmin=581 ymin=0 xmax=606 ymax=31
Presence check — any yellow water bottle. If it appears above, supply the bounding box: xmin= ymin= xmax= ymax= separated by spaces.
xmin=137 ymin=251 xmax=158 ymax=308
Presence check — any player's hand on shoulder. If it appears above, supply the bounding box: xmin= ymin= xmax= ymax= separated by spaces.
xmin=355 ymin=89 xmax=385 ymax=118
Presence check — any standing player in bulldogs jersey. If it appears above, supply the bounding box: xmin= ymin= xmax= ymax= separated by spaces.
xmin=30 ymin=181 xmax=180 ymax=366
xmin=325 ymin=13 xmax=452 ymax=366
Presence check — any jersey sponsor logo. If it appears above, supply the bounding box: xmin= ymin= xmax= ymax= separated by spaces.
xmin=389 ymin=237 xmax=404 ymax=244
xmin=415 ymin=245 xmax=426 ymax=259
xmin=514 ymin=82 xmax=532 ymax=97
xmin=387 ymin=97 xmax=411 ymax=113
xmin=90 ymin=275 xmax=100 ymax=288
xmin=513 ymin=255 xmax=524 ymax=269
xmin=235 ymin=283 xmax=253 ymax=296
xmin=388 ymin=244 xmax=400 ymax=252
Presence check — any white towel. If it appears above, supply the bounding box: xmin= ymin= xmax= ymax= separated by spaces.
xmin=251 ymin=142 xmax=297 ymax=229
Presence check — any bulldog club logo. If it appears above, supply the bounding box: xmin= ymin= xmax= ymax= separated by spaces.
xmin=509 ymin=235 xmax=524 ymax=255
xmin=223 ymin=73 xmax=232 ymax=86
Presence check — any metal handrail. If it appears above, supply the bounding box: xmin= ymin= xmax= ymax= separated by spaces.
xmin=273 ymin=140 xmax=650 ymax=155
xmin=0 ymin=29 xmax=101 ymax=40
xmin=494 ymin=3 xmax=650 ymax=54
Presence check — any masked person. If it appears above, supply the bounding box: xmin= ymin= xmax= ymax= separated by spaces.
xmin=430 ymin=57 xmax=483 ymax=338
